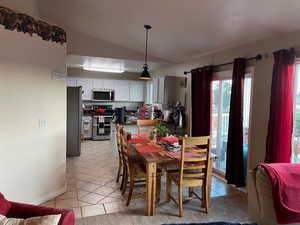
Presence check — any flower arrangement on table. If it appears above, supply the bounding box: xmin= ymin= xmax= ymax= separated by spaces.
xmin=151 ymin=124 xmax=170 ymax=141
xmin=151 ymin=125 xmax=181 ymax=151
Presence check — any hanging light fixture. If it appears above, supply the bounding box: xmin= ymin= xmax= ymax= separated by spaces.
xmin=139 ymin=24 xmax=152 ymax=80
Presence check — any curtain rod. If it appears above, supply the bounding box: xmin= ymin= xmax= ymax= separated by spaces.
xmin=183 ymin=54 xmax=262 ymax=75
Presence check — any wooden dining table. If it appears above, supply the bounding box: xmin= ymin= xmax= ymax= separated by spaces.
xmin=129 ymin=141 xmax=217 ymax=216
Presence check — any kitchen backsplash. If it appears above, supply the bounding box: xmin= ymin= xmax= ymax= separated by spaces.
xmin=83 ymin=101 xmax=142 ymax=111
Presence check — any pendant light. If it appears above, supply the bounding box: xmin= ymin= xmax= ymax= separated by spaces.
xmin=139 ymin=24 xmax=152 ymax=80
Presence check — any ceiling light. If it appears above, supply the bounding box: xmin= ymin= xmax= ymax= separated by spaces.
xmin=139 ymin=25 xmax=152 ymax=80
xmin=83 ymin=66 xmax=124 ymax=73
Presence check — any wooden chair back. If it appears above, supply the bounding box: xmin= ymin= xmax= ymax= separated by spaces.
xmin=116 ymin=124 xmax=124 ymax=154
xmin=137 ymin=120 xmax=160 ymax=134
xmin=120 ymin=129 xmax=132 ymax=171
xmin=179 ymin=136 xmax=211 ymax=187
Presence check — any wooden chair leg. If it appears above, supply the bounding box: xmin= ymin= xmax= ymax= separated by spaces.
xmin=121 ymin=167 xmax=128 ymax=195
xmin=116 ymin=154 xmax=122 ymax=183
xmin=120 ymin=164 xmax=126 ymax=191
xmin=126 ymin=173 xmax=135 ymax=206
xmin=188 ymin=187 xmax=193 ymax=198
xmin=178 ymin=186 xmax=183 ymax=217
xmin=166 ymin=175 xmax=172 ymax=202
xmin=156 ymin=175 xmax=161 ymax=203
xmin=203 ymin=185 xmax=209 ymax=213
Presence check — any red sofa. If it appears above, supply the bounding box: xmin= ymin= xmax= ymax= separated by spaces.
xmin=0 ymin=193 xmax=75 ymax=225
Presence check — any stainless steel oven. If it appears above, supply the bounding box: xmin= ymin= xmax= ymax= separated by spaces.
xmin=92 ymin=105 xmax=113 ymax=140
xmin=92 ymin=115 xmax=113 ymax=140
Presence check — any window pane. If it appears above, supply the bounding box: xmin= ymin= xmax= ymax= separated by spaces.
xmin=211 ymin=81 xmax=220 ymax=151
xmin=211 ymin=80 xmax=232 ymax=173
xmin=243 ymin=78 xmax=252 ymax=175
xmin=218 ymin=80 xmax=232 ymax=172
xmin=211 ymin=78 xmax=252 ymax=174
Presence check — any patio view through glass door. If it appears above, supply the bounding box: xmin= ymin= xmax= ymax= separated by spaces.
xmin=211 ymin=77 xmax=252 ymax=175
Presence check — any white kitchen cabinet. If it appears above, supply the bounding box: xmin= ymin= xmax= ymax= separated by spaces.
xmin=76 ymin=79 xmax=93 ymax=100
xmin=93 ymin=79 xmax=115 ymax=90
xmin=114 ymin=80 xmax=130 ymax=101
xmin=152 ymin=77 xmax=159 ymax=103
xmin=130 ymin=81 xmax=145 ymax=102
xmin=66 ymin=78 xmax=77 ymax=87
xmin=157 ymin=76 xmax=165 ymax=103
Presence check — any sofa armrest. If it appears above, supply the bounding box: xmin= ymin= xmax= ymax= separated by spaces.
xmin=6 ymin=202 xmax=75 ymax=225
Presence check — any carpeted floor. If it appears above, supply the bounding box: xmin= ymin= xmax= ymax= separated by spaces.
xmin=76 ymin=192 xmax=252 ymax=225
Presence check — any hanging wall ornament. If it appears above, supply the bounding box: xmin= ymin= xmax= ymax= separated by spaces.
xmin=0 ymin=6 xmax=66 ymax=44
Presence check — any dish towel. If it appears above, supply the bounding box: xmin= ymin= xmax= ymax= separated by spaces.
xmin=259 ymin=163 xmax=300 ymax=224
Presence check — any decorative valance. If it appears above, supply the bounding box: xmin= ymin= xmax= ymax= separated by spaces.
xmin=0 ymin=6 xmax=67 ymax=44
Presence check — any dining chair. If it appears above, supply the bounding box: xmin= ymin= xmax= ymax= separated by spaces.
xmin=136 ymin=120 xmax=160 ymax=136
xmin=115 ymin=124 xmax=123 ymax=184
xmin=166 ymin=136 xmax=211 ymax=217
xmin=120 ymin=130 xmax=162 ymax=206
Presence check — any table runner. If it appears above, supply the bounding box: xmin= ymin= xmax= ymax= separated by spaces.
xmin=135 ymin=145 xmax=161 ymax=153
xmin=135 ymin=133 xmax=151 ymax=139
xmin=128 ymin=138 xmax=150 ymax=144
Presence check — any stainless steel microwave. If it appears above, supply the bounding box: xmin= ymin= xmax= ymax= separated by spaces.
xmin=92 ymin=89 xmax=114 ymax=101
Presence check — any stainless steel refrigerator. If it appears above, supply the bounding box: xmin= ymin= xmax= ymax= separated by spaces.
xmin=67 ymin=86 xmax=82 ymax=157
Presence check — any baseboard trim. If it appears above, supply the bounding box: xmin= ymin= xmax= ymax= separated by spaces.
xmin=32 ymin=185 xmax=67 ymax=205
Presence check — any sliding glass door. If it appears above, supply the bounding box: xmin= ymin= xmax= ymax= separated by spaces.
xmin=211 ymin=77 xmax=252 ymax=175
xmin=211 ymin=80 xmax=231 ymax=173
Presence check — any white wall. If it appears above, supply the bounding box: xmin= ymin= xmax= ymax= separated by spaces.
xmin=154 ymin=30 xmax=300 ymax=221
xmin=0 ymin=28 xmax=67 ymax=204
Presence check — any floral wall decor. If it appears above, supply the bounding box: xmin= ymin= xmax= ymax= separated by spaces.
xmin=0 ymin=6 xmax=67 ymax=44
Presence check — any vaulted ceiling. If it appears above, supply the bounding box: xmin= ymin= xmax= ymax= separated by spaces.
xmin=37 ymin=0 xmax=300 ymax=63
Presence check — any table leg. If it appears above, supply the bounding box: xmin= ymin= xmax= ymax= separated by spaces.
xmin=146 ymin=162 xmax=157 ymax=216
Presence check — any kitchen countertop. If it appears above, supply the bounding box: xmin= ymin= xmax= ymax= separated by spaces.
xmin=113 ymin=118 xmax=163 ymax=126
xmin=112 ymin=120 xmax=137 ymax=125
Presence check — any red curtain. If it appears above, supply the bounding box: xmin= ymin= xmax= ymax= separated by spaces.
xmin=191 ymin=66 xmax=214 ymax=136
xmin=265 ymin=49 xmax=296 ymax=163
xmin=225 ymin=58 xmax=246 ymax=187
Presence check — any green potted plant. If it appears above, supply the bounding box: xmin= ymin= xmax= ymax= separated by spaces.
xmin=153 ymin=124 xmax=170 ymax=142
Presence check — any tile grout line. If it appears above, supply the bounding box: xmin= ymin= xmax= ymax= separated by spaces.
xmin=79 ymin=206 xmax=83 ymax=218
xmin=102 ymin=203 xmax=107 ymax=214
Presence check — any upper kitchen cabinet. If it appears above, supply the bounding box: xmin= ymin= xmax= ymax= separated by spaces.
xmin=152 ymin=77 xmax=158 ymax=103
xmin=157 ymin=76 xmax=165 ymax=103
xmin=114 ymin=80 xmax=130 ymax=101
xmin=149 ymin=77 xmax=165 ymax=104
xmin=76 ymin=79 xmax=93 ymax=100
xmin=66 ymin=78 xmax=77 ymax=87
xmin=93 ymin=79 xmax=115 ymax=90
xmin=130 ymin=81 xmax=145 ymax=102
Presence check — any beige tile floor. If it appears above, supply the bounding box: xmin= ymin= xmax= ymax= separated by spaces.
xmin=41 ymin=140 xmax=126 ymax=219
xmin=41 ymin=140 xmax=238 ymax=220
